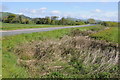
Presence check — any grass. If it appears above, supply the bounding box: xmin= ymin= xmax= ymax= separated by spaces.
xmin=90 ymin=27 xmax=118 ymax=43
xmin=2 ymin=25 xmax=119 ymax=78
xmin=0 ymin=51 xmax=2 ymax=79
xmin=0 ymin=33 xmax=2 ymax=79
xmin=2 ymin=25 xmax=97 ymax=78
xmin=1 ymin=23 xmax=71 ymax=30
xmin=2 ymin=52 xmax=28 ymax=78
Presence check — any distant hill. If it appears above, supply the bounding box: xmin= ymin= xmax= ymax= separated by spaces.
xmin=0 ymin=12 xmax=14 ymax=17
xmin=0 ymin=12 xmax=13 ymax=21
xmin=0 ymin=12 xmax=31 ymax=21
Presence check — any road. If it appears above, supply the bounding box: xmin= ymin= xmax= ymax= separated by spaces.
xmin=1 ymin=24 xmax=95 ymax=36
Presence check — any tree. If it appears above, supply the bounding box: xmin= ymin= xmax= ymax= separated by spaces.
xmin=33 ymin=18 xmax=41 ymax=24
xmin=51 ymin=20 xmax=55 ymax=25
xmin=2 ymin=16 xmax=9 ymax=23
xmin=87 ymin=18 xmax=96 ymax=24
xmin=10 ymin=16 xmax=20 ymax=23
xmin=59 ymin=17 xmax=66 ymax=25
xmin=7 ymin=14 xmax=16 ymax=23
xmin=45 ymin=17 xmax=51 ymax=24
xmin=54 ymin=20 xmax=59 ymax=25
xmin=51 ymin=16 xmax=59 ymax=20
xmin=25 ymin=19 xmax=29 ymax=24
xmin=18 ymin=15 xmax=22 ymax=23
xmin=76 ymin=21 xmax=85 ymax=25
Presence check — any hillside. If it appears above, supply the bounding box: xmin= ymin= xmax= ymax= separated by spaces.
xmin=0 ymin=12 xmax=31 ymax=21
xmin=0 ymin=12 xmax=14 ymax=17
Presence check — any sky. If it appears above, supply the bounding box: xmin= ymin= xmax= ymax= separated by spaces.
xmin=1 ymin=2 xmax=118 ymax=21
xmin=1 ymin=0 xmax=119 ymax=2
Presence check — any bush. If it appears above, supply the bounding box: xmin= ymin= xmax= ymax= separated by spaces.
xmin=76 ymin=21 xmax=85 ymax=25
xmin=101 ymin=21 xmax=118 ymax=27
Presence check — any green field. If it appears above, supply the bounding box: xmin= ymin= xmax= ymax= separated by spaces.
xmin=1 ymin=23 xmax=70 ymax=30
xmin=2 ymin=25 xmax=119 ymax=78
xmin=90 ymin=27 xmax=118 ymax=43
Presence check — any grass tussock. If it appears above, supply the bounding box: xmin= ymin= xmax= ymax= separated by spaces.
xmin=14 ymin=29 xmax=119 ymax=78
xmin=2 ymin=25 xmax=119 ymax=78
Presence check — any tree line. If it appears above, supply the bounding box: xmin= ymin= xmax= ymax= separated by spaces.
xmin=1 ymin=14 xmax=97 ymax=25
xmin=1 ymin=14 xmax=118 ymax=27
xmin=2 ymin=14 xmax=31 ymax=24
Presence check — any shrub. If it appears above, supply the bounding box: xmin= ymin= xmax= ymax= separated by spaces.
xmin=101 ymin=21 xmax=118 ymax=27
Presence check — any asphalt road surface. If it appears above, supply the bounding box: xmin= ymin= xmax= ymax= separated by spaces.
xmin=1 ymin=24 xmax=95 ymax=36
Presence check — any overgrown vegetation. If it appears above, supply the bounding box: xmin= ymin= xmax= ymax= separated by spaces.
xmin=101 ymin=21 xmax=118 ymax=27
xmin=2 ymin=25 xmax=119 ymax=78
xmin=2 ymin=25 xmax=96 ymax=78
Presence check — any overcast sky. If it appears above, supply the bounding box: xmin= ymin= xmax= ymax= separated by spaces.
xmin=1 ymin=2 xmax=118 ymax=21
